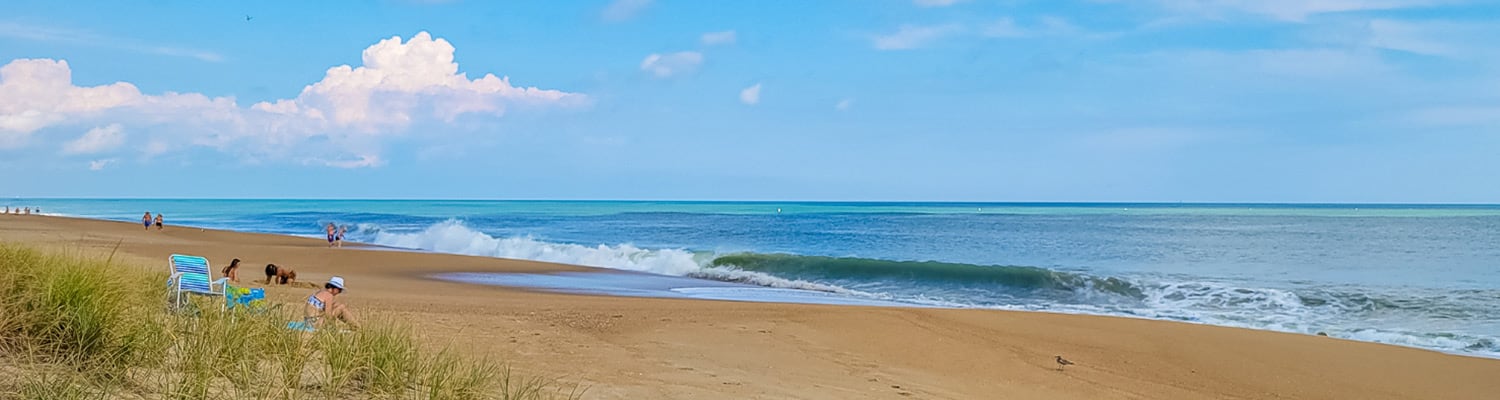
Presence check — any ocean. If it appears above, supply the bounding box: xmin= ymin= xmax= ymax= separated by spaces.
xmin=12 ymin=199 xmax=1500 ymax=358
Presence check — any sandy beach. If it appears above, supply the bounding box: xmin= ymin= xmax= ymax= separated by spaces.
xmin=3 ymin=214 xmax=1498 ymax=400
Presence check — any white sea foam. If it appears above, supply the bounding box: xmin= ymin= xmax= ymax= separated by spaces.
xmin=369 ymin=219 xmax=869 ymax=296
xmin=373 ymin=220 xmax=704 ymax=274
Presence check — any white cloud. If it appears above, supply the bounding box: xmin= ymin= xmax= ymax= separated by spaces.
xmin=602 ymin=0 xmax=653 ymax=22
xmin=0 ymin=21 xmax=223 ymax=62
xmin=701 ymin=30 xmax=738 ymax=46
xmin=1365 ymin=19 xmax=1456 ymax=56
xmin=87 ymin=158 xmax=115 ymax=171
xmin=639 ymin=51 xmax=704 ymax=78
xmin=740 ymin=83 xmax=761 ymax=105
xmin=0 ymin=31 xmax=585 ymax=167
xmin=836 ymin=98 xmax=853 ymax=111
xmin=914 ymin=0 xmax=967 ymax=7
xmin=317 ymin=155 xmax=384 ymax=169
xmin=0 ymin=59 xmax=141 ymax=148
xmin=265 ymin=32 xmax=582 ymax=130
xmin=872 ymin=24 xmax=964 ymax=50
xmin=983 ymin=18 xmax=1028 ymax=38
xmin=1152 ymin=0 xmax=1450 ymax=22
xmin=62 ymin=123 xmax=125 ymax=154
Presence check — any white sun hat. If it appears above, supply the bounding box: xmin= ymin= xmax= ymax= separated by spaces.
xmin=328 ymin=276 xmax=346 ymax=291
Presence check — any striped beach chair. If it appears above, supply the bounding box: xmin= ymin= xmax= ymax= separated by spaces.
xmin=167 ymin=254 xmax=229 ymax=309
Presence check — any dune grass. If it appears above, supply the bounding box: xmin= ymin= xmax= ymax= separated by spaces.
xmin=0 ymin=243 xmax=583 ymax=399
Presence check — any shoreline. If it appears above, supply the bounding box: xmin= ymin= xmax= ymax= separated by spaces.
xmin=4 ymin=213 xmax=1500 ymax=399
xmin=34 ymin=211 xmax=1500 ymax=360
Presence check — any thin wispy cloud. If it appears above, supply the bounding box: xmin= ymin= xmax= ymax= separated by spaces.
xmin=872 ymin=24 xmax=964 ymax=50
xmin=740 ymin=83 xmax=761 ymax=105
xmin=62 ymin=124 xmax=126 ymax=155
xmin=701 ymin=30 xmax=737 ymax=46
xmin=602 ymin=0 xmax=653 ymax=22
xmin=0 ymin=21 xmax=224 ymax=62
xmin=836 ymin=98 xmax=853 ymax=111
xmin=87 ymin=158 xmax=115 ymax=171
xmin=913 ymin=0 xmax=967 ymax=7
xmin=875 ymin=17 xmax=1093 ymax=48
xmin=1365 ymin=19 xmax=1456 ymax=56
xmin=1150 ymin=0 xmax=1453 ymax=22
xmin=640 ymin=51 xmax=703 ymax=78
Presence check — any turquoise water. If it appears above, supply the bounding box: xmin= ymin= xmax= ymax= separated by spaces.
xmin=11 ymin=199 xmax=1500 ymax=357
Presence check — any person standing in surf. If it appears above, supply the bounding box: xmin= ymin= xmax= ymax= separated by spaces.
xmin=326 ymin=223 xmax=337 ymax=247
xmin=142 ymin=212 xmax=152 ymax=230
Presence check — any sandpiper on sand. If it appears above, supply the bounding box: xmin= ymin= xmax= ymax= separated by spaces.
xmin=1055 ymin=355 xmax=1075 ymax=371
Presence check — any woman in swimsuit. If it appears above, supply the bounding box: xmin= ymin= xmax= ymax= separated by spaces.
xmin=304 ymin=276 xmax=359 ymax=330
xmin=143 ymin=212 xmax=152 ymax=230
xmin=154 ymin=213 xmax=164 ymax=230
xmin=326 ymin=223 xmax=337 ymax=247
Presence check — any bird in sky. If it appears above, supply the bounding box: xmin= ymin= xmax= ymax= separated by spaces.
xmin=245 ymin=15 xmax=254 ymax=22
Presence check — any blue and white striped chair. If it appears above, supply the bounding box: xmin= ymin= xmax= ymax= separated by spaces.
xmin=167 ymin=254 xmax=229 ymax=308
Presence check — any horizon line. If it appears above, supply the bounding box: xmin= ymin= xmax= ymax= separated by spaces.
xmin=5 ymin=197 xmax=1500 ymax=206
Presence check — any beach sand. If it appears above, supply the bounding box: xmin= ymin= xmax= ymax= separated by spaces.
xmin=3 ymin=214 xmax=1498 ymax=399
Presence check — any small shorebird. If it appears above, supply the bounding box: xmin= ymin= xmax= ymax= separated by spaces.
xmin=1055 ymin=355 xmax=1075 ymax=371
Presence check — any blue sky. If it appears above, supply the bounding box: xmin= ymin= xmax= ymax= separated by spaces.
xmin=2 ymin=0 xmax=1499 ymax=202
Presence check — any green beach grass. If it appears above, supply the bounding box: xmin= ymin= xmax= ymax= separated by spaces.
xmin=0 ymin=243 xmax=582 ymax=399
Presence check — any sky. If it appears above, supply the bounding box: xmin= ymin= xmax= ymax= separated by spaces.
xmin=2 ymin=0 xmax=1499 ymax=202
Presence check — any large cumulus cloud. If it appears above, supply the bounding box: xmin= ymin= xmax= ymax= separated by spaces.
xmin=0 ymin=31 xmax=585 ymax=167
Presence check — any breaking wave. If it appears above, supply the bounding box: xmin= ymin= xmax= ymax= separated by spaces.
xmin=362 ymin=219 xmax=1500 ymax=358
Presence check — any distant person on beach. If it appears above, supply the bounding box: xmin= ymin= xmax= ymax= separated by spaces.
xmin=142 ymin=212 xmax=152 ymax=230
xmin=265 ymin=264 xmax=297 ymax=285
xmin=154 ymin=213 xmax=164 ymax=230
xmin=222 ymin=258 xmax=241 ymax=282
xmin=304 ymin=276 xmax=360 ymax=330
xmin=336 ymin=225 xmax=347 ymax=248
xmin=326 ymin=223 xmax=337 ymax=247
xmin=23 ymin=207 xmax=30 ymax=215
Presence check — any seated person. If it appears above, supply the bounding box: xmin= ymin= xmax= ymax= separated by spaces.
xmin=264 ymin=264 xmax=297 ymax=285
xmin=303 ymin=276 xmax=359 ymax=330
xmin=222 ymin=258 xmax=242 ymax=282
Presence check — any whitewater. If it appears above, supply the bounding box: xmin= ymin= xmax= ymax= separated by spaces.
xmin=366 ymin=219 xmax=1500 ymax=359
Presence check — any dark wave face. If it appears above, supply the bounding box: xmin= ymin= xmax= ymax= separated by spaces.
xmin=710 ymin=254 xmax=1142 ymax=298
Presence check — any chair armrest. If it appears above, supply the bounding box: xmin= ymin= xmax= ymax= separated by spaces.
xmin=167 ymin=272 xmax=185 ymax=288
xmin=210 ymin=278 xmax=230 ymax=291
